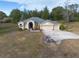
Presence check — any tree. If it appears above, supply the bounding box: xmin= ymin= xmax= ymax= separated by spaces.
xmin=51 ymin=6 xmax=65 ymax=20
xmin=0 ymin=11 xmax=7 ymax=20
xmin=38 ymin=10 xmax=43 ymax=18
xmin=68 ymin=4 xmax=79 ymax=21
xmin=27 ymin=10 xmax=33 ymax=18
xmin=76 ymin=13 xmax=79 ymax=21
xmin=68 ymin=4 xmax=79 ymax=13
xmin=9 ymin=9 xmax=21 ymax=23
xmin=41 ymin=7 xmax=49 ymax=19
xmin=20 ymin=9 xmax=29 ymax=20
xmin=31 ymin=9 xmax=38 ymax=17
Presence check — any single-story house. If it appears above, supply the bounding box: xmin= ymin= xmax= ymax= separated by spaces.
xmin=18 ymin=17 xmax=60 ymax=30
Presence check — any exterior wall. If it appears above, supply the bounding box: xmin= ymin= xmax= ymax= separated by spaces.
xmin=40 ymin=22 xmax=60 ymax=31
xmin=40 ymin=22 xmax=54 ymax=30
xmin=34 ymin=23 xmax=40 ymax=30
xmin=54 ymin=24 xmax=60 ymax=31
xmin=18 ymin=21 xmax=25 ymax=30
xmin=40 ymin=25 xmax=54 ymax=30
xmin=25 ymin=20 xmax=35 ymax=30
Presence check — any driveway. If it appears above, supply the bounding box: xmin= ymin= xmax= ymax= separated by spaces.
xmin=42 ymin=29 xmax=79 ymax=44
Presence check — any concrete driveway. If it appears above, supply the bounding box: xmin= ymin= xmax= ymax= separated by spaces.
xmin=42 ymin=29 xmax=79 ymax=44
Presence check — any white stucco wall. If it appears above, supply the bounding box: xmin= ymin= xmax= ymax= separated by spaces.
xmin=40 ymin=22 xmax=60 ymax=31
xmin=53 ymin=24 xmax=60 ymax=31
xmin=18 ymin=21 xmax=25 ymax=30
xmin=40 ymin=22 xmax=54 ymax=30
xmin=25 ymin=20 xmax=35 ymax=30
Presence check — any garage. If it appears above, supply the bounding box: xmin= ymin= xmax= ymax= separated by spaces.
xmin=40 ymin=21 xmax=54 ymax=30
xmin=40 ymin=25 xmax=54 ymax=30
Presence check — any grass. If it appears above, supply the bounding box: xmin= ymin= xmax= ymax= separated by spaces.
xmin=0 ymin=22 xmax=79 ymax=57
xmin=0 ymin=23 xmax=46 ymax=57
xmin=65 ymin=22 xmax=79 ymax=34
xmin=0 ymin=23 xmax=18 ymax=35
xmin=0 ymin=31 xmax=44 ymax=57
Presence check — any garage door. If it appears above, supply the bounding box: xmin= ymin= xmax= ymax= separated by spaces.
xmin=40 ymin=25 xmax=54 ymax=30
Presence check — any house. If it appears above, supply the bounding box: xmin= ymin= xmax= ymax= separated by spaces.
xmin=18 ymin=17 xmax=60 ymax=31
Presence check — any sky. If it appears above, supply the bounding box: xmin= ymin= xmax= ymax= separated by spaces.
xmin=0 ymin=0 xmax=79 ymax=15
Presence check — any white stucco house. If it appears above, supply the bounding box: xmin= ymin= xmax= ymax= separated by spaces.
xmin=18 ymin=17 xmax=60 ymax=31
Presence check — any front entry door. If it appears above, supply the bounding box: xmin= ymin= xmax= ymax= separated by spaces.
xmin=29 ymin=22 xmax=33 ymax=29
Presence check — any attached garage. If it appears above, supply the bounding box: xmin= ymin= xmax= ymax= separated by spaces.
xmin=40 ymin=20 xmax=54 ymax=30
xmin=40 ymin=20 xmax=60 ymax=31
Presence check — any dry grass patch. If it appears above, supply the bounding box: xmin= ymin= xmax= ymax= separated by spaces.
xmin=65 ymin=22 xmax=79 ymax=34
xmin=0 ymin=23 xmax=79 ymax=57
xmin=0 ymin=30 xmax=46 ymax=57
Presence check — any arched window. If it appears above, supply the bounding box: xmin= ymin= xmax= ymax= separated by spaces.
xmin=19 ymin=24 xmax=22 ymax=27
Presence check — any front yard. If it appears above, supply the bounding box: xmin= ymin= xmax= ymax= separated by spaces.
xmin=0 ymin=23 xmax=79 ymax=57
xmin=0 ymin=23 xmax=18 ymax=35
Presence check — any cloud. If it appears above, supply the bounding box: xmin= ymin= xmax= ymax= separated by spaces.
xmin=1 ymin=0 xmax=79 ymax=15
xmin=0 ymin=9 xmax=11 ymax=15
xmin=2 ymin=0 xmax=79 ymax=11
xmin=3 ymin=0 xmax=26 ymax=4
xmin=3 ymin=0 xmax=61 ymax=11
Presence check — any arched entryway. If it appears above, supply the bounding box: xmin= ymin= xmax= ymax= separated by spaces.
xmin=29 ymin=22 xmax=33 ymax=29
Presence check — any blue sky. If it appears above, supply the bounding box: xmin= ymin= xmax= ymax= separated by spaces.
xmin=0 ymin=0 xmax=79 ymax=15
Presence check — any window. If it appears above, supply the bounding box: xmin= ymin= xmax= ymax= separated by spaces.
xmin=19 ymin=24 xmax=22 ymax=27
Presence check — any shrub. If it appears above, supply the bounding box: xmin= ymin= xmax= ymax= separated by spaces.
xmin=60 ymin=23 xmax=66 ymax=30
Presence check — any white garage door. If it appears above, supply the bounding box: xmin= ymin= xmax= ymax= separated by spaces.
xmin=40 ymin=25 xmax=54 ymax=30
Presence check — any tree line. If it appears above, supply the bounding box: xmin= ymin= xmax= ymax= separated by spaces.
xmin=0 ymin=4 xmax=79 ymax=23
